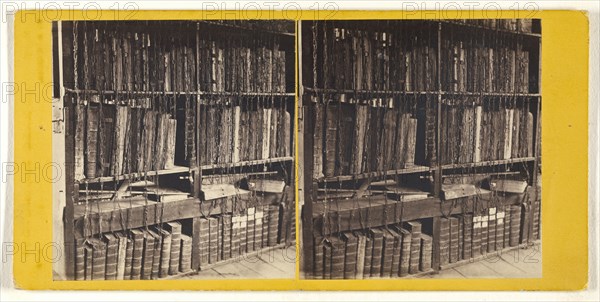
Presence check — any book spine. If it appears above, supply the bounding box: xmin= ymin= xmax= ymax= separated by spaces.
xmin=217 ymin=215 xmax=223 ymax=262
xmin=481 ymin=217 xmax=489 ymax=255
xmin=239 ymin=213 xmax=247 ymax=256
xmin=343 ymin=234 xmax=359 ymax=279
xmin=180 ymin=235 xmax=193 ymax=273
xmin=208 ymin=217 xmax=219 ymax=264
xmin=151 ymin=233 xmax=161 ymax=279
xmin=330 ymin=239 xmax=345 ymax=280
xmin=104 ymin=237 xmax=118 ymax=280
xmin=381 ymin=233 xmax=394 ymax=277
xmin=472 ymin=219 xmax=482 ymax=258
xmin=439 ymin=218 xmax=450 ymax=265
xmin=168 ymin=224 xmax=182 ymax=275
xmin=246 ymin=209 xmax=255 ymax=253
xmin=355 ymin=233 xmax=366 ymax=279
xmin=363 ymin=236 xmax=373 ymax=279
xmin=74 ymin=238 xmax=85 ymax=280
xmin=222 ymin=214 xmax=232 ymax=260
xmin=130 ymin=233 xmax=144 ymax=280
xmin=408 ymin=231 xmax=421 ymax=274
xmin=124 ymin=237 xmax=134 ymax=280
xmin=313 ymin=237 xmax=324 ymax=279
xmin=399 ymin=230 xmax=411 ymax=277
xmin=420 ymin=235 xmax=433 ymax=272
xmin=74 ymin=105 xmax=86 ymax=180
xmin=268 ymin=205 xmax=280 ymax=247
xmin=116 ymin=235 xmax=127 ymax=280
xmin=488 ymin=212 xmax=497 ymax=253
xmin=198 ymin=218 xmax=210 ymax=267
xmin=254 ymin=209 xmax=264 ymax=251
xmin=463 ymin=214 xmax=473 ymax=260
xmin=85 ymin=106 xmax=99 ymax=178
xmin=84 ymin=245 xmax=93 ymax=280
xmin=91 ymin=242 xmax=106 ymax=280
xmin=141 ymin=231 xmax=155 ymax=280
xmin=159 ymin=231 xmax=172 ymax=278
xmin=496 ymin=213 xmax=505 ymax=250
xmin=370 ymin=232 xmax=383 ymax=277
xmin=230 ymin=215 xmax=241 ymax=259
xmin=509 ymin=205 xmax=522 ymax=247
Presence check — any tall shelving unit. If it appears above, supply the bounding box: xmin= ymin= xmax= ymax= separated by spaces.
xmin=54 ymin=20 xmax=296 ymax=280
xmin=300 ymin=19 xmax=541 ymax=278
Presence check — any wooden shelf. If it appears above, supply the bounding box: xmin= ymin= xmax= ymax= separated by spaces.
xmin=198 ymin=20 xmax=295 ymax=38
xmin=440 ymin=20 xmax=542 ymax=38
xmin=311 ymin=187 xmax=531 ymax=236
xmin=65 ymin=88 xmax=294 ymax=98
xmin=441 ymin=157 xmax=536 ymax=170
xmin=316 ymin=165 xmax=431 ymax=183
xmin=201 ymin=157 xmax=294 ymax=171
xmin=305 ymin=87 xmax=437 ymax=97
xmin=79 ymin=166 xmax=192 ymax=184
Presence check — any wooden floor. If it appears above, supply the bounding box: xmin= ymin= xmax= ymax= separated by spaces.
xmin=419 ymin=242 xmax=542 ymax=279
xmin=176 ymin=245 xmax=297 ymax=279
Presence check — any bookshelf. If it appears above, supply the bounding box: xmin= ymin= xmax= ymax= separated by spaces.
xmin=300 ymin=19 xmax=541 ymax=279
xmin=54 ymin=20 xmax=296 ymax=280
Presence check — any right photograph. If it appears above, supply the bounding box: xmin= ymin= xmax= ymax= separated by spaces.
xmin=298 ymin=19 xmax=542 ymax=279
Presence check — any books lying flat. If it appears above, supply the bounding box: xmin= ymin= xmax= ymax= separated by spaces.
xmin=441 ymin=184 xmax=478 ymax=200
xmin=201 ymin=184 xmax=250 ymax=201
xmin=489 ymin=179 xmax=528 ymax=194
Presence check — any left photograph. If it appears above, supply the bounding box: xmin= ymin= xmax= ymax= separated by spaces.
xmin=52 ymin=20 xmax=297 ymax=280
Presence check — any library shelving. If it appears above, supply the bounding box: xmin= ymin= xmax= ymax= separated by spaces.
xmin=53 ymin=20 xmax=296 ymax=280
xmin=299 ymin=19 xmax=541 ymax=279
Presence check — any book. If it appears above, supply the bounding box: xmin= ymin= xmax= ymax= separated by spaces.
xmin=381 ymin=229 xmax=395 ymax=277
xmin=140 ymin=229 xmax=155 ymax=280
xmin=74 ymin=237 xmax=85 ymax=281
xmin=313 ymin=103 xmax=325 ymax=178
xmin=313 ymin=237 xmax=325 ymax=279
xmin=355 ymin=231 xmax=367 ymax=279
xmin=217 ymin=215 xmax=223 ymax=262
xmin=89 ymin=238 xmax=107 ymax=280
xmin=487 ymin=208 xmax=497 ymax=253
xmin=329 ymin=237 xmax=345 ymax=279
xmin=222 ymin=214 xmax=232 ymax=260
xmin=462 ymin=214 xmax=473 ymax=260
xmin=520 ymin=203 xmax=531 ymax=244
xmin=165 ymin=221 xmax=182 ymax=275
xmin=129 ymin=229 xmax=145 ymax=280
xmin=489 ymin=179 xmax=528 ymax=194
xmin=362 ymin=232 xmax=373 ymax=279
xmin=268 ymin=205 xmax=280 ymax=247
xmin=323 ymin=239 xmax=332 ymax=279
xmin=403 ymin=221 xmax=422 ymax=274
xmin=420 ymin=234 xmax=433 ymax=272
xmin=85 ymin=106 xmax=99 ymax=178
xmin=103 ymin=233 xmax=119 ymax=280
xmin=509 ymin=205 xmax=522 ymax=247
xmin=481 ymin=216 xmax=489 ymax=255
xmin=74 ymin=105 xmax=86 ymax=180
xmin=84 ymin=243 xmax=93 ymax=280
xmin=449 ymin=217 xmax=459 ymax=263
xmin=245 ymin=208 xmax=256 ymax=254
xmin=386 ymin=228 xmax=402 ymax=277
xmin=231 ymin=215 xmax=241 ymax=259
xmin=254 ymin=209 xmax=264 ymax=250
xmin=369 ymin=228 xmax=384 ymax=277
xmin=148 ymin=229 xmax=162 ymax=279
xmin=155 ymin=227 xmax=172 ymax=278
xmin=439 ymin=217 xmax=450 ymax=265
xmin=472 ymin=216 xmax=482 ymax=258
xmin=180 ymin=234 xmax=193 ymax=273
xmin=197 ymin=218 xmax=210 ymax=267
xmin=504 ymin=205 xmax=512 ymax=248
xmin=496 ymin=211 xmax=505 ymax=250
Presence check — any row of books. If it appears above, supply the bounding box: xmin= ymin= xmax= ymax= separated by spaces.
xmin=452 ymin=19 xmax=534 ymax=34
xmin=441 ymin=39 xmax=531 ymax=93
xmin=440 ymin=105 xmax=535 ymax=165
xmin=313 ymin=101 xmax=420 ymax=179
xmin=74 ymin=104 xmax=177 ymax=180
xmin=74 ymin=203 xmax=292 ymax=280
xmin=198 ymin=39 xmax=288 ymax=93
xmin=311 ymin=220 xmax=431 ymax=279
xmin=439 ymin=203 xmax=540 ymax=265
xmin=317 ymin=26 xmax=438 ymax=92
xmin=199 ymin=105 xmax=292 ymax=165
xmin=71 ymin=22 xmax=289 ymax=93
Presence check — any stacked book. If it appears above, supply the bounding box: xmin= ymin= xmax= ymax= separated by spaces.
xmin=454 ymin=19 xmax=534 ymax=33
xmin=440 ymin=102 xmax=535 ymax=165
xmin=441 ymin=37 xmax=530 ymax=93
xmin=311 ymin=220 xmax=432 ymax=279
xmin=198 ymin=39 xmax=287 ymax=93
xmin=73 ymin=103 xmax=178 ymax=180
xmin=199 ymin=105 xmax=291 ymax=165
xmin=314 ymin=22 xmax=437 ymax=93
xmin=71 ymin=21 xmax=288 ymax=94
xmin=312 ymin=100 xmax=421 ymax=178
xmin=74 ymin=200 xmax=288 ymax=280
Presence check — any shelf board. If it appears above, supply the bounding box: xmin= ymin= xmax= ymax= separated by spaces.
xmin=78 ymin=166 xmax=192 ymax=184
xmin=316 ymin=165 xmax=431 ymax=183
xmin=65 ymin=88 xmax=294 ymax=98
xmin=439 ymin=20 xmax=542 ymax=38
xmin=201 ymin=157 xmax=293 ymax=170
xmin=198 ymin=20 xmax=295 ymax=38
xmin=441 ymin=157 xmax=536 ymax=170
xmin=439 ymin=241 xmax=540 ymax=271
xmin=305 ymin=87 xmax=437 ymax=97
xmin=311 ymin=186 xmax=532 ymax=236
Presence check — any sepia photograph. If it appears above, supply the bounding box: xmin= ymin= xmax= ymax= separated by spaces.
xmin=51 ymin=20 xmax=297 ymax=280
xmin=298 ymin=19 xmax=542 ymax=279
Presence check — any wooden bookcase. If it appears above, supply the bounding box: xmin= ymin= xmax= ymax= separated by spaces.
xmin=53 ymin=20 xmax=296 ymax=280
xmin=299 ymin=19 xmax=541 ymax=278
